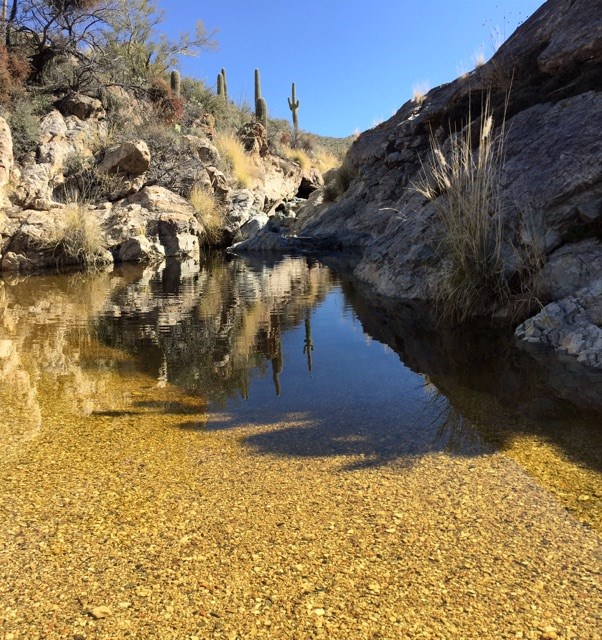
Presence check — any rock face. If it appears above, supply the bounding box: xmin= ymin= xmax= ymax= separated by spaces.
xmin=13 ymin=109 xmax=106 ymax=209
xmin=0 ymin=117 xmax=13 ymax=208
xmin=290 ymin=0 xmax=602 ymax=367
xmin=237 ymin=122 xmax=268 ymax=157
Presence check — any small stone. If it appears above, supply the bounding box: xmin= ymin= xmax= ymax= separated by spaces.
xmin=314 ymin=608 xmax=325 ymax=616
xmin=89 ymin=606 xmax=112 ymax=619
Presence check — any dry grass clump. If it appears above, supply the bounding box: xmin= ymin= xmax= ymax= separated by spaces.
xmin=314 ymin=148 xmax=340 ymax=174
xmin=281 ymin=146 xmax=311 ymax=171
xmin=215 ymin=131 xmax=259 ymax=188
xmin=414 ymin=93 xmax=509 ymax=322
xmin=190 ymin=186 xmax=224 ymax=245
xmin=412 ymin=82 xmax=430 ymax=105
xmin=44 ymin=205 xmax=108 ymax=268
xmin=323 ymin=161 xmax=357 ymax=203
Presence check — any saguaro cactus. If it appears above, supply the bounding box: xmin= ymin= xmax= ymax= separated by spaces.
xmin=288 ymin=82 xmax=300 ymax=130
xmin=255 ymin=96 xmax=268 ymax=129
xmin=217 ymin=72 xmax=225 ymax=99
xmin=254 ymin=68 xmax=262 ymax=104
xmin=170 ymin=70 xmax=181 ymax=96
xmin=221 ymin=67 xmax=228 ymax=101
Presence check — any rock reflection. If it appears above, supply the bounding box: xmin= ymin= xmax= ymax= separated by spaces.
xmin=95 ymin=255 xmax=332 ymax=405
xmin=0 ymin=269 xmax=122 ymax=456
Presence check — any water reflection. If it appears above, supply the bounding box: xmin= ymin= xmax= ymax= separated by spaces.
xmin=1 ymin=255 xmax=600 ymax=527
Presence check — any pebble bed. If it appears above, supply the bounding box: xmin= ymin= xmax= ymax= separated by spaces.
xmin=1 ymin=366 xmax=601 ymax=640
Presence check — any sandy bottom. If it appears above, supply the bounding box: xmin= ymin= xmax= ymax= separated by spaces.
xmin=1 ymin=366 xmax=601 ymax=640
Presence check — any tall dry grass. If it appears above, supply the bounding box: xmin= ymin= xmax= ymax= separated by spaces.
xmin=214 ymin=132 xmax=259 ymax=188
xmin=44 ymin=205 xmax=108 ymax=268
xmin=190 ymin=186 xmax=224 ymax=245
xmin=414 ymin=93 xmax=509 ymax=322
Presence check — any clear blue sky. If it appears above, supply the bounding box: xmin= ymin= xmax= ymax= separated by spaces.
xmin=159 ymin=0 xmax=546 ymax=138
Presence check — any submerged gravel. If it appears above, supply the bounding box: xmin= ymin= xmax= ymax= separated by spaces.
xmin=1 ymin=373 xmax=601 ymax=640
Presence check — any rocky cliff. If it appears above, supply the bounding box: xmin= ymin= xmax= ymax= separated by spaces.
xmin=287 ymin=0 xmax=601 ymax=368
xmin=0 ymin=96 xmax=320 ymax=272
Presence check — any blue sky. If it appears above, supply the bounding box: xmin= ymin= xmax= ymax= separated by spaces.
xmin=159 ymin=0 xmax=546 ymax=138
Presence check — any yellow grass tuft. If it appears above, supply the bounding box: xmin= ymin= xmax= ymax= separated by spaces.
xmin=412 ymin=82 xmax=430 ymax=105
xmin=281 ymin=146 xmax=312 ymax=171
xmin=45 ymin=205 xmax=108 ymax=268
xmin=189 ymin=186 xmax=224 ymax=245
xmin=215 ymin=132 xmax=259 ymax=188
xmin=314 ymin=148 xmax=340 ymax=174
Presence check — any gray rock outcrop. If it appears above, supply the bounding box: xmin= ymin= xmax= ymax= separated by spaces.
xmin=515 ymin=279 xmax=602 ymax=369
xmin=288 ymin=0 xmax=602 ymax=367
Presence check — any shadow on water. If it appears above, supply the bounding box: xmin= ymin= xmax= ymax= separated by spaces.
xmin=86 ymin=254 xmax=602 ymax=474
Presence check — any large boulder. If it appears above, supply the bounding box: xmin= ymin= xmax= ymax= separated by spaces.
xmin=98 ymin=140 xmax=151 ymax=176
xmin=182 ymin=135 xmax=219 ymax=165
xmin=56 ymin=92 xmax=106 ymax=121
xmin=13 ymin=110 xmax=106 ymax=209
xmin=107 ymin=186 xmax=200 ymax=260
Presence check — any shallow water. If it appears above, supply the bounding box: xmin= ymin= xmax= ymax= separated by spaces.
xmin=1 ymin=254 xmax=601 ymax=528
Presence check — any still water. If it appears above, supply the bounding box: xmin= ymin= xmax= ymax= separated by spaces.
xmin=1 ymin=254 xmax=600 ymax=527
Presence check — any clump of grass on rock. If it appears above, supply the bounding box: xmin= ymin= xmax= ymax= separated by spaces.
xmin=190 ymin=186 xmax=224 ymax=245
xmin=44 ymin=205 xmax=108 ymax=268
xmin=414 ymin=94 xmax=507 ymax=322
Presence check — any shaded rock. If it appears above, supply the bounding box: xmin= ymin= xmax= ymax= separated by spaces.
xmin=98 ymin=140 xmax=150 ymax=176
xmin=292 ymin=0 xmax=602 ymax=311
xmin=56 ymin=92 xmax=106 ymax=121
xmin=237 ymin=122 xmax=268 ymax=157
xmin=118 ymin=235 xmax=165 ymax=263
xmin=539 ymin=239 xmax=602 ymax=299
xmin=1 ymin=252 xmax=33 ymax=272
xmin=239 ymin=212 xmax=269 ymax=241
xmin=230 ymin=227 xmax=291 ymax=253
xmin=298 ymin=168 xmax=324 ymax=198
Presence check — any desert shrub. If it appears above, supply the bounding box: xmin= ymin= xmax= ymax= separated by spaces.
xmin=214 ymin=131 xmax=259 ymax=188
xmin=55 ymin=153 xmax=123 ymax=203
xmin=190 ymin=186 xmax=224 ymax=245
xmin=147 ymin=78 xmax=184 ymax=124
xmin=0 ymin=45 xmax=30 ymax=106
xmin=323 ymin=160 xmax=357 ymax=202
xmin=414 ymin=93 xmax=509 ymax=322
xmin=43 ymin=205 xmax=108 ymax=268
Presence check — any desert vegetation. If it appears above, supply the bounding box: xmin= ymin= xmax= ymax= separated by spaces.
xmin=414 ymin=92 xmax=542 ymax=322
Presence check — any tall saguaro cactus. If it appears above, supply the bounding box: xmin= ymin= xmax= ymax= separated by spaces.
xmin=170 ymin=70 xmax=181 ymax=97
xmin=217 ymin=72 xmax=225 ymax=100
xmin=221 ymin=67 xmax=228 ymax=101
xmin=288 ymin=82 xmax=300 ymax=130
xmin=254 ymin=68 xmax=262 ymax=105
xmin=256 ymin=96 xmax=268 ymax=130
